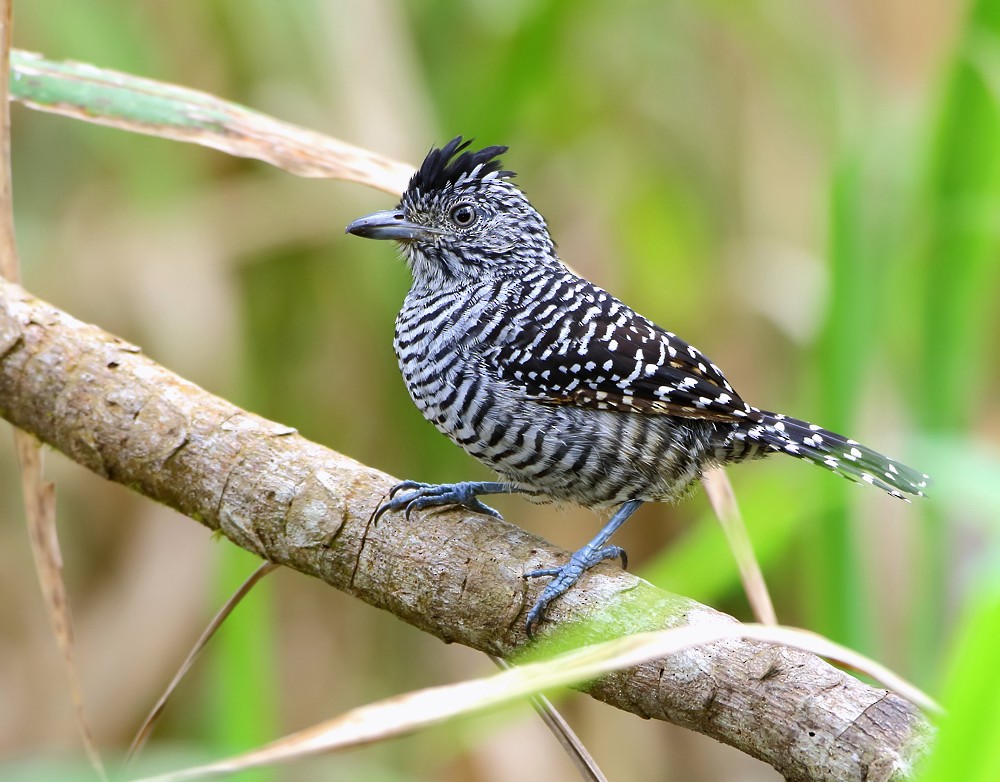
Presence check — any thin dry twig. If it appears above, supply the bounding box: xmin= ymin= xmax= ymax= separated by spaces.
xmin=131 ymin=622 xmax=937 ymax=782
xmin=0 ymin=12 xmax=105 ymax=780
xmin=127 ymin=561 xmax=281 ymax=764
xmin=490 ymin=655 xmax=608 ymax=782
xmin=702 ymin=468 xmax=778 ymax=625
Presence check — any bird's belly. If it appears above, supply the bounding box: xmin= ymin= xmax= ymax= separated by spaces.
xmin=402 ymin=359 xmax=717 ymax=507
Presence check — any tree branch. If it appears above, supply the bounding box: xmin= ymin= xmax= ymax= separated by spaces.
xmin=0 ymin=278 xmax=931 ymax=781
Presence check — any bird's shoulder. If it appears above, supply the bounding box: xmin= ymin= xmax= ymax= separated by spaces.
xmin=480 ymin=273 xmax=752 ymax=421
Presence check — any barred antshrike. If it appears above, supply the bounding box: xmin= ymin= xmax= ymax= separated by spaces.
xmin=346 ymin=137 xmax=928 ymax=635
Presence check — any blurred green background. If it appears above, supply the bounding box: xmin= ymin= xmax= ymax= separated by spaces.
xmin=1 ymin=1 xmax=998 ymax=780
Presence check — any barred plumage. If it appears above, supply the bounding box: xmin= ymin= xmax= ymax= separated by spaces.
xmin=346 ymin=137 xmax=928 ymax=633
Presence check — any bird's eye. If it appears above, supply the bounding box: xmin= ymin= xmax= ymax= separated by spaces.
xmin=449 ymin=203 xmax=477 ymax=227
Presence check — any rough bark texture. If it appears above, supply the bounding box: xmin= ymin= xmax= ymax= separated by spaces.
xmin=0 ymin=278 xmax=931 ymax=781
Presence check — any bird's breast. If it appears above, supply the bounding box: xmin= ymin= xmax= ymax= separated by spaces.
xmin=394 ymin=285 xmax=495 ymax=426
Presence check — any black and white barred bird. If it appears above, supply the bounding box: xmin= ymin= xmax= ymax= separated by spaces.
xmin=346 ymin=137 xmax=928 ymax=634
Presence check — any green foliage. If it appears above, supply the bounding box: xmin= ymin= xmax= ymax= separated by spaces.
xmin=4 ymin=1 xmax=998 ymax=779
xmin=919 ymin=584 xmax=1000 ymax=781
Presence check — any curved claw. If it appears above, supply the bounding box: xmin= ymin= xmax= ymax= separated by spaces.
xmin=466 ymin=497 xmax=503 ymax=520
xmin=371 ymin=499 xmax=394 ymax=524
xmin=372 ymin=481 xmax=427 ymax=523
xmin=388 ymin=480 xmax=430 ymax=499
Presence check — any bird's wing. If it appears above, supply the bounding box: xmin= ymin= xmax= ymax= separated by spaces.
xmin=483 ymin=293 xmax=753 ymax=422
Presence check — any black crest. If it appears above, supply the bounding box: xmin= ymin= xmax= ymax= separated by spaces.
xmin=409 ymin=136 xmax=512 ymax=194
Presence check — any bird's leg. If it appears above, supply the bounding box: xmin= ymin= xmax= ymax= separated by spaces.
xmin=373 ymin=480 xmax=515 ymax=522
xmin=523 ymin=499 xmax=643 ymax=636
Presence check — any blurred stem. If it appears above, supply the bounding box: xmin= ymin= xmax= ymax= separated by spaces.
xmin=206 ymin=547 xmax=278 ymax=782
xmin=9 ymin=49 xmax=413 ymax=193
xmin=919 ymin=582 xmax=1000 ymax=781
xmin=0 ymin=3 xmax=14 ymax=273
xmin=806 ymin=157 xmax=875 ymax=650
xmin=913 ymin=0 xmax=1000 ymax=681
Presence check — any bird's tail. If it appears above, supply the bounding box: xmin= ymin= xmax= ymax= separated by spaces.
xmin=726 ymin=410 xmax=929 ymax=500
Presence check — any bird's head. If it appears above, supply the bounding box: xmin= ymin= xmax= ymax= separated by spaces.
xmin=346 ymin=137 xmax=555 ymax=285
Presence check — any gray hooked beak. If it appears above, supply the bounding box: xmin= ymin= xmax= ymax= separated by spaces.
xmin=345 ymin=209 xmax=438 ymax=242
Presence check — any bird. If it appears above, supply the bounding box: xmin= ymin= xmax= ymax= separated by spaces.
xmin=345 ymin=136 xmax=928 ymax=636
